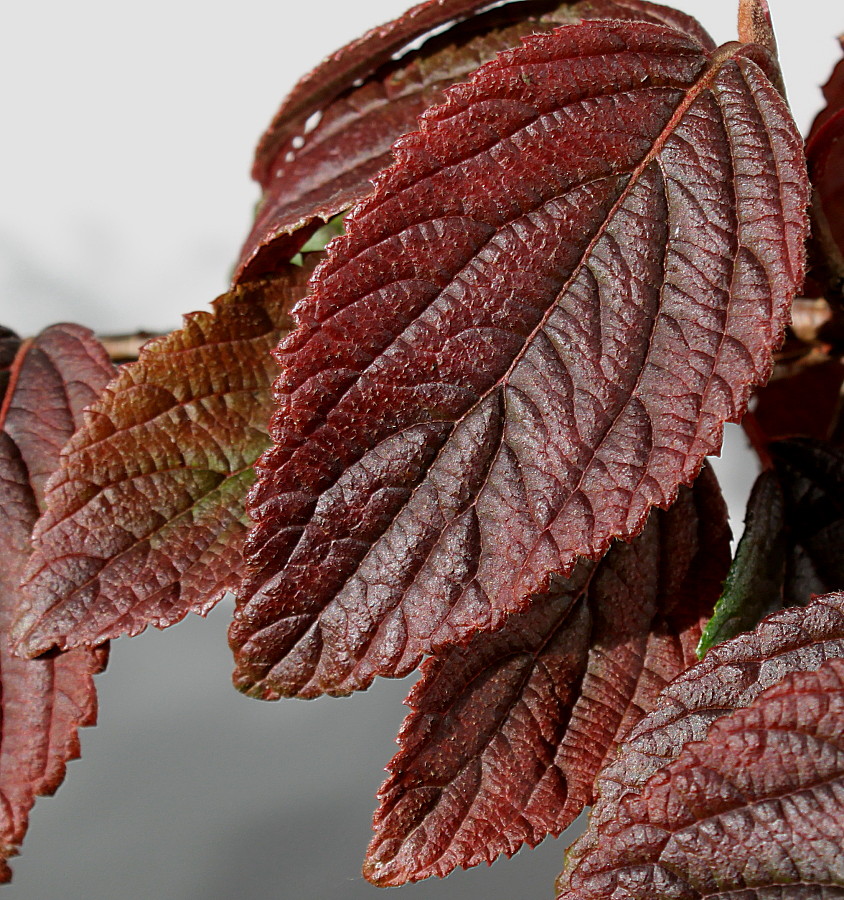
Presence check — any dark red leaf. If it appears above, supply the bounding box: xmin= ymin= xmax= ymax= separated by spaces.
xmin=0 ymin=324 xmax=113 ymax=881
xmin=13 ymin=264 xmax=316 ymax=656
xmin=364 ymin=466 xmax=729 ymax=885
xmin=751 ymin=359 xmax=844 ymax=446
xmin=237 ymin=0 xmax=716 ymax=281
xmin=558 ymin=597 xmax=844 ymax=899
xmin=806 ymin=40 xmax=844 ymax=296
xmin=558 ymin=591 xmax=844 ymax=899
xmin=232 ymin=18 xmax=809 ymax=700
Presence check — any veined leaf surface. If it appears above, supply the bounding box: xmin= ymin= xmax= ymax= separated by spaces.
xmin=0 ymin=324 xmax=112 ymax=881
xmin=365 ymin=466 xmax=729 ymax=885
xmin=14 ymin=262 xmax=316 ymax=656
xmin=238 ymin=0 xmax=715 ymax=281
xmin=233 ymin=18 xmax=809 ymax=700
xmin=558 ymin=593 xmax=844 ymax=899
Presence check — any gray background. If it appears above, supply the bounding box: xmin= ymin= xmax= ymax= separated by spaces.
xmin=0 ymin=1 xmax=839 ymax=897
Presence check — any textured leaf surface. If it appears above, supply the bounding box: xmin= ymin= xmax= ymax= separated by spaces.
xmin=14 ymin=262 xmax=316 ymax=656
xmin=559 ymin=591 xmax=844 ymax=898
xmin=698 ymin=468 xmax=785 ymax=654
xmin=233 ymin=19 xmax=809 ymax=700
xmin=0 ymin=325 xmax=112 ymax=881
xmin=365 ymin=467 xmax=729 ymax=885
xmin=238 ymin=0 xmax=715 ymax=281
xmin=559 ymin=655 xmax=844 ymax=899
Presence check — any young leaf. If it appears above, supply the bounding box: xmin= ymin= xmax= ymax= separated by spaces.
xmin=559 ymin=656 xmax=844 ymax=899
xmin=0 ymin=324 xmax=113 ymax=881
xmin=238 ymin=0 xmax=715 ymax=281
xmin=559 ymin=591 xmax=844 ymax=898
xmin=697 ymin=468 xmax=785 ymax=654
xmin=364 ymin=465 xmax=729 ymax=885
xmin=14 ymin=262 xmax=316 ymax=656
xmin=233 ymin=18 xmax=809 ymax=700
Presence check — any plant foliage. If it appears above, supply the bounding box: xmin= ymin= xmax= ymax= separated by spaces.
xmin=2 ymin=0 xmax=844 ymax=892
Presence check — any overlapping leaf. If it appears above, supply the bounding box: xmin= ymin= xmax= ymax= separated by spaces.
xmin=806 ymin=39 xmax=844 ymax=295
xmin=558 ymin=592 xmax=844 ymax=899
xmin=232 ymin=18 xmax=809 ymax=700
xmin=364 ymin=466 xmax=729 ymax=885
xmin=237 ymin=0 xmax=716 ymax=281
xmin=14 ymin=261 xmax=317 ymax=656
xmin=0 ymin=324 xmax=113 ymax=881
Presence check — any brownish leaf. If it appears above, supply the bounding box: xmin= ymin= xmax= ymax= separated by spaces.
xmin=232 ymin=18 xmax=808 ymax=700
xmin=0 ymin=324 xmax=113 ymax=881
xmin=559 ymin=591 xmax=844 ymax=898
xmin=364 ymin=465 xmax=729 ymax=885
xmin=237 ymin=0 xmax=716 ymax=281
xmin=14 ymin=262 xmax=316 ymax=656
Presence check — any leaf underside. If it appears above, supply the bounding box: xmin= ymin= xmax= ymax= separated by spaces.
xmin=14 ymin=262 xmax=317 ymax=656
xmin=558 ymin=592 xmax=844 ymax=899
xmin=238 ymin=0 xmax=716 ymax=281
xmin=232 ymin=18 xmax=808 ymax=701
xmin=0 ymin=324 xmax=113 ymax=881
xmin=365 ymin=465 xmax=729 ymax=885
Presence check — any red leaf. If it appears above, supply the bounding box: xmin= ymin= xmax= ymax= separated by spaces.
xmin=237 ymin=0 xmax=716 ymax=281
xmin=364 ymin=466 xmax=729 ymax=885
xmin=558 ymin=598 xmax=844 ymax=898
xmin=0 ymin=325 xmax=113 ymax=881
xmin=806 ymin=40 xmax=844 ymax=292
xmin=558 ymin=591 xmax=844 ymax=898
xmin=13 ymin=265 xmax=315 ymax=656
xmin=232 ymin=18 xmax=809 ymax=700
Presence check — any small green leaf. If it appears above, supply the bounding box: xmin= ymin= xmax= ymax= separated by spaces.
xmin=697 ymin=468 xmax=786 ymax=656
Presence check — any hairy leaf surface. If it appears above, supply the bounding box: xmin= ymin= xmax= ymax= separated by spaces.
xmin=233 ymin=19 xmax=809 ymax=700
xmin=0 ymin=325 xmax=112 ymax=881
xmin=365 ymin=466 xmax=729 ymax=885
xmin=238 ymin=0 xmax=715 ymax=281
xmin=14 ymin=263 xmax=316 ymax=656
xmin=559 ymin=655 xmax=844 ymax=899
xmin=559 ymin=591 xmax=844 ymax=898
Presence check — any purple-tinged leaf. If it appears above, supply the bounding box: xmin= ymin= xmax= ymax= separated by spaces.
xmin=559 ymin=656 xmax=844 ymax=898
xmin=0 ymin=324 xmax=113 ymax=881
xmin=238 ymin=0 xmax=716 ymax=282
xmin=364 ymin=466 xmax=729 ymax=885
xmin=232 ymin=18 xmax=809 ymax=700
xmin=558 ymin=591 xmax=844 ymax=899
xmin=13 ymin=263 xmax=316 ymax=656
xmin=697 ymin=468 xmax=785 ymax=655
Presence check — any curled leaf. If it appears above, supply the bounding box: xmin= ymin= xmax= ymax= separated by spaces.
xmin=238 ymin=0 xmax=716 ymax=281
xmin=233 ymin=18 xmax=809 ymax=700
xmin=559 ymin=591 xmax=844 ymax=898
xmin=365 ymin=466 xmax=729 ymax=885
xmin=0 ymin=324 xmax=113 ymax=881
xmin=14 ymin=262 xmax=316 ymax=656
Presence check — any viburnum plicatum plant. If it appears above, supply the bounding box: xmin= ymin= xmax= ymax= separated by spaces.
xmin=3 ymin=0 xmax=844 ymax=894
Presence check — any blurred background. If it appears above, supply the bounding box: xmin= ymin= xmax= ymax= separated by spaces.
xmin=1 ymin=1 xmax=840 ymax=897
